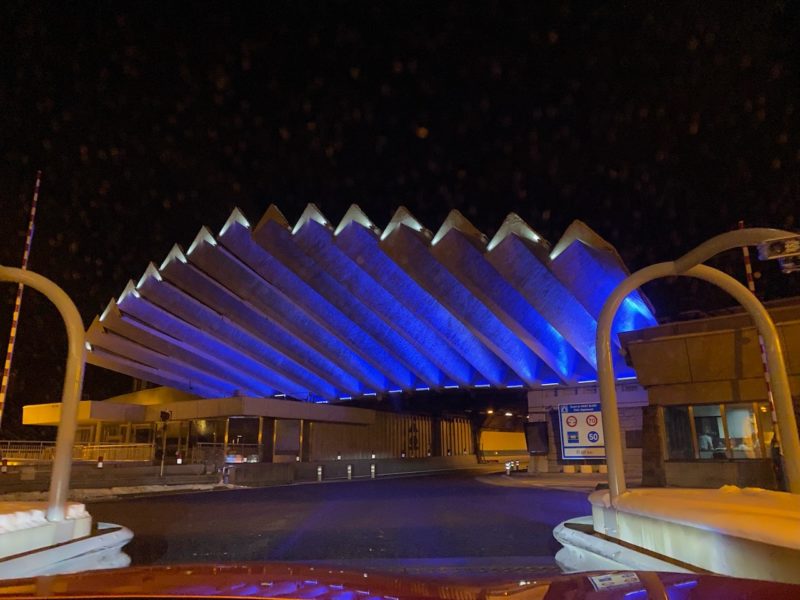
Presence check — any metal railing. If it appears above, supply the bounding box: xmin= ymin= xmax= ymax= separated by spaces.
xmin=72 ymin=443 xmax=154 ymax=462
xmin=190 ymin=442 xmax=261 ymax=464
xmin=0 ymin=440 xmax=56 ymax=460
xmin=1 ymin=440 xmax=154 ymax=463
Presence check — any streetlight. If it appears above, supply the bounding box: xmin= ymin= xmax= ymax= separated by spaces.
xmin=597 ymin=228 xmax=800 ymax=500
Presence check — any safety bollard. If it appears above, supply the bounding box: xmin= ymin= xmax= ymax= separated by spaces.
xmin=514 ymin=460 xmax=520 ymax=471
xmin=317 ymin=465 xmax=323 ymax=481
xmin=505 ymin=461 xmax=511 ymax=475
xmin=1 ymin=458 xmax=7 ymax=474
xmin=347 ymin=464 xmax=353 ymax=480
xmin=370 ymin=463 xmax=376 ymax=479
xmin=97 ymin=455 xmax=104 ymax=469
xmin=176 ymin=451 xmax=182 ymax=465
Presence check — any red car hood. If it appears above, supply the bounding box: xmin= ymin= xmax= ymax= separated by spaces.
xmin=0 ymin=564 xmax=798 ymax=599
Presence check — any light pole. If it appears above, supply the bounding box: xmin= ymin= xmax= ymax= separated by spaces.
xmin=597 ymin=229 xmax=800 ymax=500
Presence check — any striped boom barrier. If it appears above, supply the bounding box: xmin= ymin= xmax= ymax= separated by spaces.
xmin=738 ymin=220 xmax=782 ymax=453
xmin=0 ymin=170 xmax=41 ymax=429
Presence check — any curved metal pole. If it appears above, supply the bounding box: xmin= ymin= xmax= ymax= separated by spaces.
xmin=674 ymin=228 xmax=796 ymax=273
xmin=0 ymin=266 xmax=86 ymax=521
xmin=598 ymin=263 xmax=800 ymax=501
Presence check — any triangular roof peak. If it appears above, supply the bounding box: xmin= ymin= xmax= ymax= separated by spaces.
xmin=186 ymin=226 xmax=218 ymax=256
xmin=118 ymin=280 xmax=141 ymax=304
xmin=431 ymin=209 xmax=488 ymax=247
xmin=549 ymin=220 xmax=618 ymax=261
xmin=99 ymin=298 xmax=119 ymax=323
xmin=253 ymin=204 xmax=290 ymax=235
xmin=487 ymin=212 xmax=550 ymax=252
xmin=219 ymin=207 xmax=251 ymax=237
xmin=292 ymin=203 xmax=333 ymax=234
xmin=335 ymin=204 xmax=381 ymax=237
xmin=136 ymin=262 xmax=163 ymax=290
xmin=159 ymin=244 xmax=188 ymax=270
xmin=380 ymin=206 xmax=432 ymax=241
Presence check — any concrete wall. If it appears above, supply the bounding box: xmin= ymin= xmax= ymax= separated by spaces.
xmin=308 ymin=412 xmax=472 ymax=460
xmin=663 ymin=460 xmax=777 ymax=489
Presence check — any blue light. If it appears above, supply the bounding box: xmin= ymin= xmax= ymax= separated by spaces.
xmin=389 ymin=389 xmax=402 ymax=394
xmin=362 ymin=392 xmax=377 ymax=397
xmin=475 ymin=383 xmax=490 ymax=388
xmin=339 ymin=395 xmax=352 ymax=400
xmin=444 ymin=384 xmax=459 ymax=389
xmin=617 ymin=375 xmax=637 ymax=381
xmin=578 ymin=378 xmax=597 ymax=384
xmin=415 ymin=386 xmax=430 ymax=391
xmin=541 ymin=382 xmax=559 ymax=387
xmin=506 ymin=384 xmax=524 ymax=388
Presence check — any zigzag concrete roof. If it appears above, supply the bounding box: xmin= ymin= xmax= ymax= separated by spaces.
xmin=87 ymin=206 xmax=657 ymax=401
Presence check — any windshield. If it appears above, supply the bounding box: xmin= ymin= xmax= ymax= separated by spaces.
xmin=1 ymin=1 xmax=799 ymax=595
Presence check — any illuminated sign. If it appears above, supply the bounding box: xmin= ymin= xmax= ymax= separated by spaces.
xmin=559 ymin=402 xmax=605 ymax=459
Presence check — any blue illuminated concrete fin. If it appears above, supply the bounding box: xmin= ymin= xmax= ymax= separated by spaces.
xmin=172 ymin=238 xmax=376 ymax=394
xmin=86 ymin=314 xmax=237 ymax=397
xmin=335 ymin=204 xmax=381 ymax=237
xmin=219 ymin=206 xmax=251 ymax=237
xmin=431 ymin=209 xmax=488 ymax=248
xmin=335 ymin=219 xmax=496 ymax=385
xmin=380 ymin=206 xmax=433 ymax=241
xmin=224 ymin=217 xmax=410 ymax=390
xmin=138 ymin=264 xmax=340 ymax=399
xmin=487 ymin=212 xmax=550 ymax=255
xmin=292 ymin=203 xmax=334 ymax=235
xmin=243 ymin=216 xmax=435 ymax=389
xmin=548 ymin=220 xmax=657 ymax=336
xmin=431 ymin=223 xmax=580 ymax=383
xmin=87 ymin=345 xmax=223 ymax=398
xmin=103 ymin=298 xmax=278 ymax=397
xmin=382 ymin=221 xmax=528 ymax=385
xmin=254 ymin=204 xmax=291 ymax=232
xmin=306 ymin=220 xmax=476 ymax=387
xmin=487 ymin=233 xmax=599 ymax=376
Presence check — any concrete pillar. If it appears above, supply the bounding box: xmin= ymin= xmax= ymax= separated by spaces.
xmin=301 ymin=420 xmax=312 ymax=462
xmin=431 ymin=417 xmax=442 ymax=456
xmin=260 ymin=418 xmax=275 ymax=463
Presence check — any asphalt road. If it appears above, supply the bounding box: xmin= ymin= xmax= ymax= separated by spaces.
xmin=88 ymin=471 xmax=591 ymax=575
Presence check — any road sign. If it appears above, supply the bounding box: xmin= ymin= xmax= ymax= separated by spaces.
xmin=559 ymin=402 xmax=605 ymax=459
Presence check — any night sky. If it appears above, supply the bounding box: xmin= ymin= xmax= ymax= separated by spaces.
xmin=1 ymin=2 xmax=798 ymax=436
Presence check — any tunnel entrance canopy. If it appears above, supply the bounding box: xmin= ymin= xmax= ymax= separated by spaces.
xmin=87 ymin=205 xmax=656 ymax=402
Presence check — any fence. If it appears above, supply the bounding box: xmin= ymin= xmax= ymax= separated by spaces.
xmin=190 ymin=442 xmax=261 ymax=464
xmin=0 ymin=440 xmax=153 ymax=463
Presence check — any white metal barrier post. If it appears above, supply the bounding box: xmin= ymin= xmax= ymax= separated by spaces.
xmin=0 ymin=266 xmax=86 ymax=522
xmin=597 ymin=228 xmax=800 ymax=502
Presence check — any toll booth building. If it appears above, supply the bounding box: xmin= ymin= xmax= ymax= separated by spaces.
xmin=619 ymin=298 xmax=800 ymax=490
xmin=21 ymin=205 xmax=658 ymax=469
